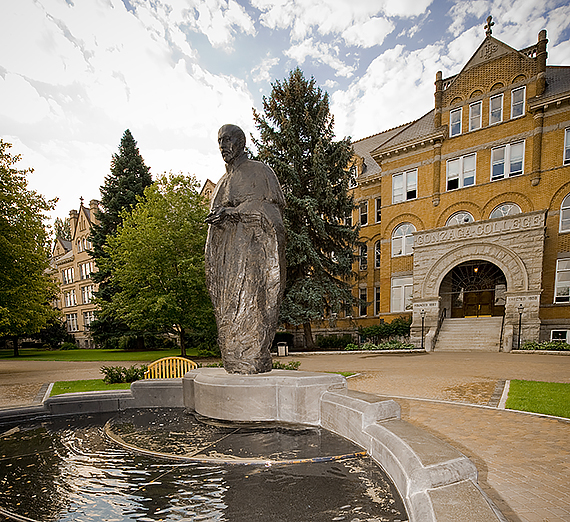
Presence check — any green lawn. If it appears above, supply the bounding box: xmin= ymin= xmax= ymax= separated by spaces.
xmin=50 ymin=379 xmax=132 ymax=395
xmin=505 ymin=380 xmax=570 ymax=419
xmin=0 ymin=347 xmax=191 ymax=362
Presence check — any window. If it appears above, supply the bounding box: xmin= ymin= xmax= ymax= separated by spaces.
xmin=84 ymin=311 xmax=96 ymax=330
xmin=80 ymin=262 xmax=94 ymax=280
xmin=554 ymin=259 xmax=570 ymax=303
xmin=491 ymin=141 xmax=524 ymax=180
xmin=359 ymin=288 xmax=368 ymax=316
xmin=392 ymin=223 xmax=415 ymax=257
xmin=64 ymin=289 xmax=77 ymax=307
xmin=511 ymin=86 xmax=525 ymax=118
xmin=469 ymin=101 xmax=481 ymax=131
xmin=81 ymin=285 xmax=94 ymax=304
xmin=551 ymin=330 xmax=570 ymax=343
xmin=391 ymin=276 xmax=413 ymax=312
xmin=450 ymin=108 xmax=462 ymax=137
xmin=561 ymin=194 xmax=570 ymax=232
xmin=359 ymin=201 xmax=368 ymax=226
xmin=564 ymin=127 xmax=570 ymax=165
xmin=77 ymin=239 xmax=83 ymax=253
xmin=490 ymin=94 xmax=503 ymax=124
xmin=359 ymin=244 xmax=368 ymax=271
xmin=62 ymin=267 xmax=74 ymax=284
xmin=447 ymin=154 xmax=476 ymax=190
xmin=375 ymin=198 xmax=382 ymax=223
xmin=446 ymin=211 xmax=474 ymax=226
xmin=374 ymin=241 xmax=381 ymax=269
xmin=66 ymin=313 xmax=78 ymax=332
xmin=392 ymin=169 xmax=417 ymax=203
xmin=374 ymin=287 xmax=381 ymax=315
xmin=345 ymin=211 xmax=352 ymax=227
xmin=490 ymin=203 xmax=521 ymax=219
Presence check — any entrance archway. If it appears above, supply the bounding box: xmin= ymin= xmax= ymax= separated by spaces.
xmin=439 ymin=260 xmax=506 ymax=318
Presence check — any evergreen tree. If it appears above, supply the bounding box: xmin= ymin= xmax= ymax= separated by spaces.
xmin=89 ymin=129 xmax=152 ymax=348
xmin=253 ymin=68 xmax=360 ymax=348
xmin=54 ymin=217 xmax=71 ymax=241
xmin=0 ymin=140 xmax=59 ymax=355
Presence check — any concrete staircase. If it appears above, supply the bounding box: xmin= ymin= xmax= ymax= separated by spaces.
xmin=435 ymin=317 xmax=503 ymax=352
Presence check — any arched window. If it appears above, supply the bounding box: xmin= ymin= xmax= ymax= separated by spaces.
xmin=446 ymin=211 xmax=474 ymax=226
xmin=561 ymin=194 xmax=570 ymax=232
xmin=392 ymin=223 xmax=416 ymax=257
xmin=490 ymin=203 xmax=521 ymax=219
xmin=374 ymin=241 xmax=381 ymax=269
xmin=359 ymin=244 xmax=367 ymax=271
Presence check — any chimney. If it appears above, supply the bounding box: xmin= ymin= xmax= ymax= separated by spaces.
xmin=69 ymin=209 xmax=78 ymax=239
xmin=89 ymin=199 xmax=100 ymax=224
xmin=536 ymin=30 xmax=548 ymax=96
xmin=434 ymin=71 xmax=443 ymax=128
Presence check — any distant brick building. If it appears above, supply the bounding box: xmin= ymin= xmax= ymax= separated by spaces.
xmin=338 ymin=23 xmax=570 ymax=349
xmin=51 ymin=199 xmax=99 ymax=347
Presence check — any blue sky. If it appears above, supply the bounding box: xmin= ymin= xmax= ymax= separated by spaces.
xmin=2 ymin=0 xmax=570 ymax=224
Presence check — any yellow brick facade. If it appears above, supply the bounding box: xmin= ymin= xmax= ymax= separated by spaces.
xmin=331 ymin=28 xmax=570 ymax=348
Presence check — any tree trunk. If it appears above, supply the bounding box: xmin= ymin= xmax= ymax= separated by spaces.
xmin=179 ymin=327 xmax=187 ymax=358
xmin=136 ymin=335 xmax=145 ymax=351
xmin=12 ymin=336 xmax=19 ymax=357
xmin=303 ymin=322 xmax=315 ymax=350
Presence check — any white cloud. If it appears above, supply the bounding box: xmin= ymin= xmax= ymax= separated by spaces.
xmin=0 ymin=74 xmax=51 ymax=124
xmin=342 ymin=17 xmax=395 ymax=48
xmin=285 ymin=38 xmax=355 ymax=77
xmin=251 ymin=55 xmax=280 ymax=82
xmin=383 ymin=0 xmax=433 ymax=17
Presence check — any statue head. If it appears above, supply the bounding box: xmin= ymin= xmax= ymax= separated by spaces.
xmin=218 ymin=124 xmax=246 ymax=164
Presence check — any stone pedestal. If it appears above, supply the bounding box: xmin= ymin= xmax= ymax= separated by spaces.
xmin=183 ymin=368 xmax=346 ymax=424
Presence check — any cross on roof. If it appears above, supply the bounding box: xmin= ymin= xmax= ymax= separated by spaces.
xmin=484 ymin=15 xmax=494 ymax=37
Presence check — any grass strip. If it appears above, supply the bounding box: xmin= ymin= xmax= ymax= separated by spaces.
xmin=50 ymin=379 xmax=132 ymax=396
xmin=505 ymin=380 xmax=570 ymax=419
xmin=0 ymin=348 xmax=188 ymax=362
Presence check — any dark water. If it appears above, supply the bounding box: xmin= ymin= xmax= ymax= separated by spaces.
xmin=0 ymin=409 xmax=408 ymax=522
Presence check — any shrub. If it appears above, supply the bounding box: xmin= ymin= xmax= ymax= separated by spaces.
xmin=520 ymin=340 xmax=570 ymax=351
xmin=315 ymin=334 xmax=354 ymax=350
xmin=60 ymin=342 xmax=79 ymax=350
xmin=344 ymin=340 xmax=416 ymax=351
xmin=100 ymin=364 xmax=148 ymax=384
xmin=272 ymin=360 xmax=301 ymax=371
xmin=359 ymin=316 xmax=412 ymax=343
xmin=344 ymin=343 xmax=360 ymax=351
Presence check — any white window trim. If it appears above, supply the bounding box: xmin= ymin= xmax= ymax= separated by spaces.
xmin=446 ymin=153 xmax=476 ymax=191
xmin=491 ymin=141 xmax=525 ymax=180
xmin=375 ymin=198 xmax=382 ymax=223
xmin=490 ymin=93 xmax=503 ymax=125
xmin=550 ymin=330 xmax=570 ymax=343
xmin=450 ymin=107 xmax=462 ymax=137
xmin=446 ymin=211 xmax=474 ymax=226
xmin=510 ymin=86 xmax=526 ymax=119
xmin=392 ymin=223 xmax=415 ymax=257
xmin=392 ymin=169 xmax=417 ymax=204
xmin=562 ymin=127 xmax=570 ymax=165
xmin=560 ymin=193 xmax=570 ymax=233
xmin=490 ymin=203 xmax=522 ymax=219
xmin=359 ymin=244 xmax=368 ymax=271
xmin=391 ymin=276 xmax=413 ymax=313
xmin=359 ymin=201 xmax=368 ymax=226
xmin=469 ymin=101 xmax=482 ymax=131
xmin=359 ymin=288 xmax=368 ymax=317
xmin=554 ymin=259 xmax=570 ymax=304
xmin=374 ymin=240 xmax=381 ymax=269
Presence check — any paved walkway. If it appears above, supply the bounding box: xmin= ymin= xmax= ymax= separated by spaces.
xmin=1 ymin=351 xmax=569 ymax=522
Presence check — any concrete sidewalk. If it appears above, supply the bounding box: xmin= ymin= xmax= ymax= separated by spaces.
xmin=1 ymin=351 xmax=569 ymax=522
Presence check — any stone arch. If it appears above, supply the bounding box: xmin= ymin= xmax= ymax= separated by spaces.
xmin=450 ymin=96 xmax=462 ymax=106
xmin=490 ymin=82 xmax=504 ymax=91
xmin=384 ymin=213 xmax=425 ymax=237
xmin=470 ymin=89 xmax=483 ymax=98
xmin=512 ymin=74 xmax=526 ymax=84
xmin=436 ymin=201 xmax=482 ymax=228
xmin=421 ymin=242 xmax=529 ymax=299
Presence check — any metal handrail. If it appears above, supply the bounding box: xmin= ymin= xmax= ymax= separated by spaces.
xmin=433 ymin=307 xmax=447 ymax=348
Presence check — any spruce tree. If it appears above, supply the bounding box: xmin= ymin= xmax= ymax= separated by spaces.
xmin=90 ymin=129 xmax=152 ymax=348
xmin=253 ymin=68 xmax=359 ymax=348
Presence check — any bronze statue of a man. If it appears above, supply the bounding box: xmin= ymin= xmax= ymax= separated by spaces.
xmin=205 ymin=124 xmax=286 ymax=374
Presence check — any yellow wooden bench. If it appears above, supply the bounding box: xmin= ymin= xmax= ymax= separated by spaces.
xmin=144 ymin=356 xmax=198 ymax=379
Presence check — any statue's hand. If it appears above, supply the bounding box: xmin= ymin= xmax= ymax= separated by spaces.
xmin=205 ymin=207 xmax=238 ymax=225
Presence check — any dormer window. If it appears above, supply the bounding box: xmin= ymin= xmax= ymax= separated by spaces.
xmin=450 ymin=108 xmax=462 ymax=137
xmin=490 ymin=94 xmax=503 ymax=125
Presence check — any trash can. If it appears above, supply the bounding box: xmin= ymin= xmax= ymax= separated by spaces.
xmin=277 ymin=342 xmax=289 ymax=357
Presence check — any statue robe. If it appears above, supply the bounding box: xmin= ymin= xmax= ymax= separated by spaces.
xmin=205 ymin=154 xmax=286 ymax=374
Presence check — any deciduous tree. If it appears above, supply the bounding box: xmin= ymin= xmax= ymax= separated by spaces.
xmin=99 ymin=174 xmax=216 ymax=357
xmin=253 ymin=68 xmax=360 ymax=348
xmin=0 ymin=140 xmax=59 ymax=355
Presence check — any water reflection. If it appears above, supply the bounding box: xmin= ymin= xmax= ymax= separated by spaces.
xmin=0 ymin=409 xmax=408 ymax=521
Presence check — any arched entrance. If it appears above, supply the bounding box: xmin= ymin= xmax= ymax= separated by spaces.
xmin=440 ymin=260 xmax=506 ymax=318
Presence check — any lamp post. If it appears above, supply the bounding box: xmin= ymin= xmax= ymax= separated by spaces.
xmin=420 ymin=309 xmax=426 ymax=350
xmin=517 ymin=303 xmax=524 ymax=350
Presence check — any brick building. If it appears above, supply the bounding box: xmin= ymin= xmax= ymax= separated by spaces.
xmin=51 ymin=199 xmax=99 ymax=347
xmin=338 ymin=23 xmax=570 ymax=350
